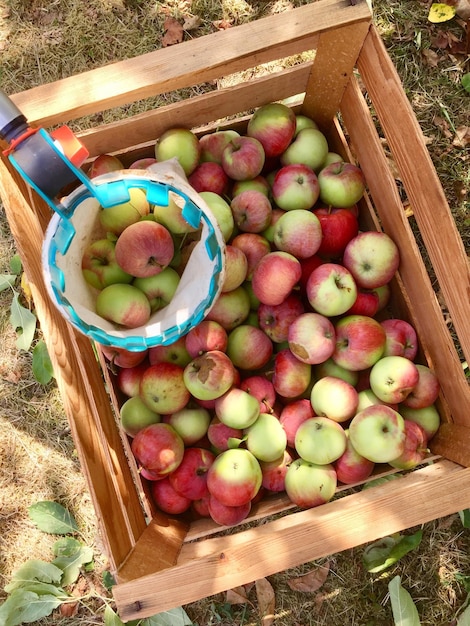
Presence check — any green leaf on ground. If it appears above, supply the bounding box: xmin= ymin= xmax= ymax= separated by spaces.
xmin=10 ymin=292 xmax=36 ymax=351
xmin=362 ymin=474 xmax=402 ymax=490
xmin=104 ymin=605 xmax=140 ymax=626
xmin=32 ymin=340 xmax=54 ymax=384
xmin=0 ymin=589 xmax=63 ymax=625
xmin=389 ymin=575 xmax=421 ymax=625
xmin=462 ymin=73 xmax=470 ymax=94
xmin=5 ymin=560 xmax=63 ymax=592
xmin=143 ymin=606 xmax=194 ymax=625
xmin=9 ymin=254 xmax=22 ymax=275
xmin=52 ymin=544 xmax=94 ymax=587
xmin=28 ymin=501 xmax=79 ymax=535
xmin=0 ymin=274 xmax=16 ymax=292
xmin=363 ymin=529 xmax=423 ymax=573
xmin=457 ymin=599 xmax=470 ymax=625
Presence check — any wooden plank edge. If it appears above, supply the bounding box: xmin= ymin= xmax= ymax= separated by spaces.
xmin=113 ymin=459 xmax=470 ymax=620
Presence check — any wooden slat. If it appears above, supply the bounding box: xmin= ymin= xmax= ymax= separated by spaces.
xmin=8 ymin=0 xmax=371 ymax=127
xmin=431 ymin=423 xmax=470 ymax=467
xmin=339 ymin=56 xmax=470 ymax=428
xmin=113 ymin=460 xmax=470 ymax=620
xmin=77 ymin=64 xmax=315 ymax=158
xmin=302 ymin=20 xmax=371 ymax=129
xmin=356 ymin=26 xmax=470 ymax=374
xmin=0 ymin=158 xmax=147 ymax=572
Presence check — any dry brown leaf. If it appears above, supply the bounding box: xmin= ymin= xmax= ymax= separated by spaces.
xmin=183 ymin=15 xmax=201 ymax=30
xmin=59 ymin=601 xmax=79 ymax=618
xmin=226 ymin=585 xmax=252 ymax=605
xmin=162 ymin=17 xmax=184 ymax=47
xmin=422 ymin=48 xmax=440 ymax=67
xmin=453 ymin=125 xmax=470 ymax=148
xmin=287 ymin=561 xmax=331 ymax=593
xmin=212 ymin=19 xmax=233 ymax=30
xmin=433 ymin=115 xmax=453 ymax=138
xmin=256 ymin=577 xmax=275 ymax=626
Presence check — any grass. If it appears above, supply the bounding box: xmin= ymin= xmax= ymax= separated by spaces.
xmin=0 ymin=0 xmax=469 ymax=623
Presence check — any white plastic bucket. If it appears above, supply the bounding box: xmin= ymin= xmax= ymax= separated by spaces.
xmin=42 ymin=159 xmax=226 ymax=351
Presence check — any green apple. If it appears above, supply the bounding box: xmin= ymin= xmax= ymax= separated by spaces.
xmin=280 ymin=127 xmax=329 ymax=171
xmin=133 ymin=266 xmax=180 ymax=312
xmin=81 ymin=238 xmax=133 ymax=290
xmin=295 ymin=416 xmax=347 ymax=464
xmin=348 ymin=405 xmax=406 ymax=463
xmin=199 ymin=191 xmax=235 ymax=242
xmin=120 ymin=396 xmax=161 ymax=437
xmin=245 ymin=412 xmax=288 ymax=462
xmin=167 ymin=406 xmax=212 ymax=445
xmin=99 ymin=187 xmax=150 ymax=235
xmin=284 ymin=458 xmax=337 ymax=508
xmin=214 ymin=387 xmax=260 ymax=429
xmin=95 ymin=283 xmax=151 ymax=328
xmin=154 ymin=127 xmax=201 ymax=176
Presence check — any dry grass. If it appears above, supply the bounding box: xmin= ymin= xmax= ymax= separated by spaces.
xmin=0 ymin=0 xmax=469 ymax=623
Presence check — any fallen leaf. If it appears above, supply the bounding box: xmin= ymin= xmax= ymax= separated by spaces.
xmin=287 ymin=562 xmax=330 ymax=593
xmin=59 ymin=601 xmax=78 ymax=617
xmin=433 ymin=115 xmax=453 ymax=138
xmin=226 ymin=585 xmax=251 ymax=605
xmin=256 ymin=578 xmax=275 ymax=626
xmin=453 ymin=125 xmax=470 ymax=148
xmin=428 ymin=3 xmax=457 ymax=22
xmin=212 ymin=19 xmax=233 ymax=30
xmin=162 ymin=17 xmax=184 ymax=47
xmin=183 ymin=15 xmax=201 ymax=30
xmin=422 ymin=48 xmax=440 ymax=67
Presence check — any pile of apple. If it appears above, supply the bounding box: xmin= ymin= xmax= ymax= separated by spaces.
xmin=91 ymin=102 xmax=442 ymax=527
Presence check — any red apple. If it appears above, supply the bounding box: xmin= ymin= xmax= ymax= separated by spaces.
xmin=346 ymin=290 xmax=380 ymax=317
xmin=271 ymin=163 xmax=320 ymax=211
xmin=199 ymin=129 xmax=241 ymax=163
xmin=251 ymin=251 xmax=302 ymax=306
xmin=334 ymin=431 xmax=375 ymax=484
xmin=369 ymin=355 xmax=420 ymax=404
xmin=332 ymin=314 xmax=386 ymax=372
xmin=188 ymin=161 xmax=229 ymax=195
xmin=169 ymin=447 xmax=216 ymax=500
xmin=208 ymin=495 xmax=252 ymax=526
xmin=313 ymin=206 xmax=359 ymax=258
xmin=230 ymin=190 xmax=273 ymax=233
xmin=258 ymin=293 xmax=305 ymax=344
xmin=207 ymin=417 xmax=243 ymax=453
xmin=239 ymin=375 xmax=276 ymax=413
xmin=287 ymin=312 xmax=336 ymax=365
xmin=226 ymin=324 xmax=274 ymax=371
xmin=260 ymin=449 xmax=295 ymax=492
xmin=402 ymin=364 xmax=440 ymax=409
xmin=115 ymin=220 xmax=174 ymax=278
xmin=100 ymin=345 xmax=148 ymax=369
xmin=272 ymin=209 xmax=322 ymax=259
xmin=150 ymin=477 xmax=192 ymax=514
xmin=140 ymin=362 xmax=190 ymax=414
xmin=279 ymin=399 xmax=315 ymax=448
xmin=88 ymin=153 xmax=123 ymax=178
xmin=131 ymin=422 xmax=185 ymax=479
xmin=185 ymin=320 xmax=228 ymax=358
xmin=247 ymin=102 xmax=296 ymax=158
xmin=380 ymin=318 xmax=418 ymax=360
xmin=206 ymin=448 xmax=262 ymax=506
xmin=230 ymin=233 xmax=271 ymax=280
xmin=388 ymin=420 xmax=429 ymax=470
xmin=221 ymin=136 xmax=265 ymax=181
xmin=272 ymin=348 xmax=312 ymax=399
xmin=116 ymin=360 xmax=149 ymax=397
xmin=306 ymin=262 xmax=358 ymax=317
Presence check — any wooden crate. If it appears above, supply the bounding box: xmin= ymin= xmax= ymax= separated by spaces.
xmin=1 ymin=0 xmax=470 ymax=620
